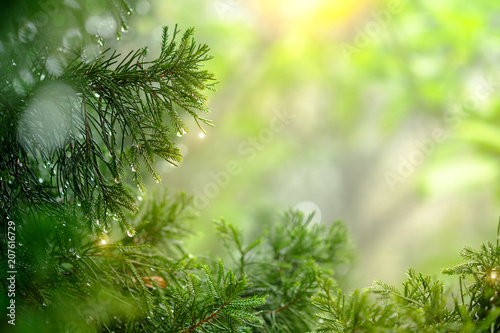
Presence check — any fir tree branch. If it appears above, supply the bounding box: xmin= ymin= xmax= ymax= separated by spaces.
xmin=181 ymin=301 xmax=229 ymax=333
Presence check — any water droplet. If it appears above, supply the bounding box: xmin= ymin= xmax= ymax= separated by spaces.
xmin=176 ymin=128 xmax=187 ymax=137
xmin=114 ymin=178 xmax=120 ymax=184
xmin=99 ymin=235 xmax=107 ymax=245
xmin=131 ymin=165 xmax=136 ymax=172
xmin=38 ymin=178 xmax=43 ymax=183
xmin=126 ymin=229 xmax=136 ymax=237
xmin=198 ymin=132 xmax=206 ymax=138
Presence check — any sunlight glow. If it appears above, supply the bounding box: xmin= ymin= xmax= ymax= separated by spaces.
xmin=251 ymin=0 xmax=375 ymax=39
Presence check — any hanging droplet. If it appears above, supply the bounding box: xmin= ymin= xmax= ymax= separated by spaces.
xmin=176 ymin=128 xmax=187 ymax=137
xmin=198 ymin=132 xmax=206 ymax=138
xmin=126 ymin=228 xmax=136 ymax=237
xmin=99 ymin=235 xmax=107 ymax=245
xmin=114 ymin=178 xmax=120 ymax=184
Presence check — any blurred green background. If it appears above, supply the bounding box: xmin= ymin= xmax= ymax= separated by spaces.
xmin=117 ymin=0 xmax=500 ymax=289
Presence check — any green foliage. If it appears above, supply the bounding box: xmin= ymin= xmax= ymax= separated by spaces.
xmin=443 ymin=220 xmax=500 ymax=332
xmin=0 ymin=190 xmax=270 ymax=332
xmin=0 ymin=5 xmax=215 ymax=234
xmin=371 ymin=270 xmax=459 ymax=332
xmin=162 ymin=261 xmax=267 ymax=333
xmin=122 ymin=191 xmax=197 ymax=254
xmin=2 ymin=1 xmax=500 ymax=333
xmin=313 ymin=277 xmax=399 ymax=332
xmin=313 ymin=270 xmax=459 ymax=332
xmin=312 ymin=224 xmax=500 ymax=333
xmin=215 ymin=211 xmax=351 ymax=332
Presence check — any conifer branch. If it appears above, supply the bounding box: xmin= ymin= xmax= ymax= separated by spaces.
xmin=181 ymin=302 xmax=229 ymax=333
